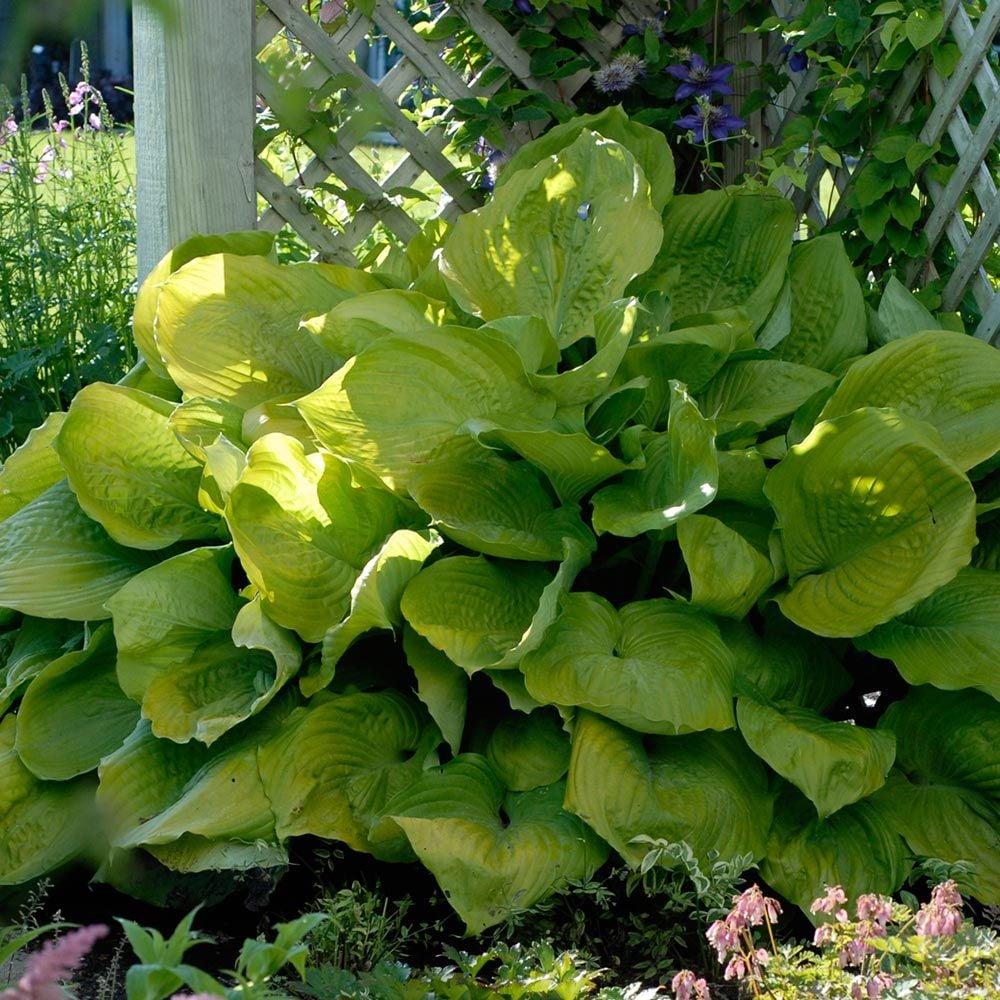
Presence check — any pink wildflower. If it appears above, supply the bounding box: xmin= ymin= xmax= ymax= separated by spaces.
xmin=813 ymin=923 xmax=836 ymax=947
xmin=1 ymin=925 xmax=108 ymax=1000
xmin=723 ymin=954 xmax=746 ymax=981
xmin=866 ymin=973 xmax=894 ymax=997
xmin=811 ymin=884 xmax=849 ymax=922
xmin=731 ymin=885 xmax=781 ymax=926
xmin=0 ymin=161 xmax=14 ymax=174
xmin=671 ymin=970 xmax=711 ymax=1000
xmin=855 ymin=893 xmax=893 ymax=927
xmin=87 ymin=113 xmax=101 ymax=131
xmin=68 ymin=82 xmax=92 ymax=116
xmin=52 ymin=120 xmax=69 ymax=133
xmin=706 ymin=917 xmax=741 ymax=962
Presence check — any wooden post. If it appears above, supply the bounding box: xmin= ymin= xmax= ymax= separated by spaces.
xmin=133 ymin=0 xmax=256 ymax=282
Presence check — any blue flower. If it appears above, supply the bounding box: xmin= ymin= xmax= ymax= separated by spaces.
xmin=675 ymin=102 xmax=747 ymax=142
xmin=664 ymin=54 xmax=734 ymax=99
xmin=513 ymin=0 xmax=533 ymax=13
xmin=593 ymin=54 xmax=646 ymax=94
xmin=780 ymin=43 xmax=808 ymax=72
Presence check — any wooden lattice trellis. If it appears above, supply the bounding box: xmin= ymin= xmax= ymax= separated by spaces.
xmin=251 ymin=0 xmax=660 ymax=264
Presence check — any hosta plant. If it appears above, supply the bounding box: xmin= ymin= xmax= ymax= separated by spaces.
xmin=1 ymin=106 xmax=998 ymax=933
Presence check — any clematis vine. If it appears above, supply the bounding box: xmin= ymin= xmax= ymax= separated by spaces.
xmin=593 ymin=53 xmax=646 ymax=94
xmin=665 ymin=53 xmax=735 ymax=99
xmin=675 ymin=98 xmax=747 ymax=143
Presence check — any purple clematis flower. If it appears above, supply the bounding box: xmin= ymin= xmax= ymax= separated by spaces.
xmin=675 ymin=102 xmax=747 ymax=142
xmin=665 ymin=53 xmax=734 ymax=99
xmin=780 ymin=42 xmax=808 ymax=72
xmin=513 ymin=0 xmax=534 ymax=13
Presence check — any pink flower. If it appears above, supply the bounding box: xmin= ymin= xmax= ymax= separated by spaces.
xmin=0 ymin=161 xmax=14 ymax=174
xmin=811 ymin=885 xmax=849 ymax=922
xmin=930 ymin=879 xmax=962 ymax=910
xmin=52 ymin=120 xmax=69 ymax=133
xmin=855 ymin=894 xmax=893 ymax=927
xmin=671 ymin=970 xmax=711 ymax=1000
xmin=731 ymin=885 xmax=782 ymax=927
xmin=706 ymin=917 xmax=741 ymax=962
xmin=87 ymin=113 xmax=101 ymax=131
xmin=915 ymin=879 xmax=963 ymax=937
xmin=866 ymin=973 xmax=893 ymax=997
xmin=68 ymin=82 xmax=92 ymax=115
xmin=723 ymin=955 xmax=746 ymax=981
xmin=1 ymin=925 xmax=108 ymax=1000
xmin=813 ymin=923 xmax=836 ymax=947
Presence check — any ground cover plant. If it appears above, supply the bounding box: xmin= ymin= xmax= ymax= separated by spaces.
xmin=0 ymin=68 xmax=136 ymax=458
xmin=0 ymin=108 xmax=999 ymax=946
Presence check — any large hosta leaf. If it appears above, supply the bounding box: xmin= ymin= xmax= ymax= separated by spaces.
xmin=108 ymin=547 xmax=301 ymax=745
xmin=521 ymin=593 xmax=734 ymax=735
xmin=591 ymin=383 xmax=717 ymax=537
xmin=0 ymin=482 xmax=159 ymax=620
xmin=737 ymin=695 xmax=895 ymax=817
xmin=485 ymin=709 xmax=570 ymax=791
xmin=304 ymin=289 xmax=451 ymax=360
xmin=384 ymin=755 xmax=608 ymax=933
xmin=0 ymin=716 xmax=96 ymax=884
xmin=97 ymin=705 xmax=291 ymax=858
xmin=401 ymin=557 xmax=550 ymax=673
xmin=407 ymin=437 xmax=593 ymax=561
xmin=760 ymin=781 xmax=910 ymax=915
xmin=258 ymin=690 xmax=441 ymax=861
xmin=697 ymin=359 xmax=835 ymax=442
xmin=565 ymin=712 xmax=772 ymax=865
xmin=15 ymin=624 xmax=139 ymax=780
xmin=132 ymin=230 xmax=276 ymax=379
xmin=0 ymin=413 xmax=66 ymax=523
xmin=301 ymin=529 xmax=443 ymax=696
xmin=817 ymin=330 xmax=1000 ymax=471
xmin=773 ymin=233 xmax=866 ymax=370
xmin=401 ymin=538 xmax=591 ymax=674
xmin=404 ymin=628 xmax=468 ymax=756
xmin=678 ymin=514 xmax=775 ymax=619
xmin=640 ymin=188 xmax=795 ymax=331
xmin=876 ymin=687 xmax=1000 ymax=901
xmin=764 ymin=408 xmax=976 ymax=636
xmin=497 ymin=105 xmax=675 ymax=212
xmin=55 ymin=384 xmax=220 ymax=549
xmin=440 ymin=131 xmax=662 ymax=346
xmin=856 ymin=568 xmax=1000 ymax=700
xmin=225 ymin=433 xmax=408 ymax=643
xmin=721 ymin=616 xmax=851 ymax=712
xmin=296 ymin=327 xmax=556 ymax=492
xmin=154 ymin=254 xmax=379 ymax=407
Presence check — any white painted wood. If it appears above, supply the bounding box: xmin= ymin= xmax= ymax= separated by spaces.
xmin=134 ymin=0 xmax=256 ymax=281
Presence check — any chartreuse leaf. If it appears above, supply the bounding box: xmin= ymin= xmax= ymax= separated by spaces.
xmin=55 ymin=384 xmax=220 ymax=550
xmin=817 ymin=330 xmax=1000 ymax=471
xmin=873 ymin=276 xmax=937 ymax=345
xmin=764 ymin=408 xmax=977 ymax=637
xmin=485 ymin=709 xmax=570 ymax=791
xmin=0 ymin=618 xmax=83 ymax=714
xmin=0 ymin=412 xmax=66 ymax=523
xmin=196 ymin=436 xmax=246 ymax=517
xmin=640 ymin=188 xmax=794 ymax=331
xmin=402 ymin=537 xmax=592 ymax=674
xmin=737 ymin=695 xmax=896 ymax=818
xmin=591 ymin=383 xmax=717 ymax=537
xmin=384 ymin=755 xmax=608 ymax=933
xmin=522 ymin=593 xmax=734 ymax=735
xmin=496 ymin=105 xmax=675 ymax=212
xmin=0 ymin=716 xmax=96 ymax=884
xmin=154 ymin=254 xmax=381 ymax=408
xmin=877 ymin=687 xmax=1000 ymax=901
xmin=404 ymin=628 xmax=468 ymax=756
xmin=97 ymin=704 xmax=292 ymax=861
xmin=0 ymin=482 xmax=159 ymax=621
xmin=678 ymin=515 xmax=775 ymax=619
xmin=440 ymin=131 xmax=662 ymax=346
xmin=133 ymin=230 xmax=275 ymax=379
xmin=526 ymin=299 xmax=639 ymax=406
xmin=697 ymin=359 xmax=835 ymax=442
xmin=721 ymin=615 xmax=851 ymax=712
xmin=479 ymin=315 xmax=560 ymax=374
xmin=773 ymin=233 xmax=866 ymax=371
xmin=565 ymin=712 xmax=772 ymax=865
xmin=296 ymin=326 xmax=556 ymax=493
xmin=302 ymin=529 xmax=443 ymax=697
xmin=856 ymin=568 xmax=1000 ymax=700
xmin=14 ymin=624 xmax=139 ymax=780
xmin=407 ymin=437 xmax=593 ymax=561
xmin=167 ymin=398 xmax=246 ymax=463
xmin=225 ymin=433 xmax=408 ymax=644
xmin=303 ymin=289 xmax=451 ymax=360
xmin=464 ymin=419 xmax=638 ymax=504
xmin=258 ymin=690 xmax=441 ymax=861
xmin=623 ymin=317 xmax=753 ymax=426
xmin=108 ymin=547 xmax=301 ymax=745
xmin=760 ymin=781 xmax=910 ymax=916
xmin=401 ymin=557 xmax=550 ymax=673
